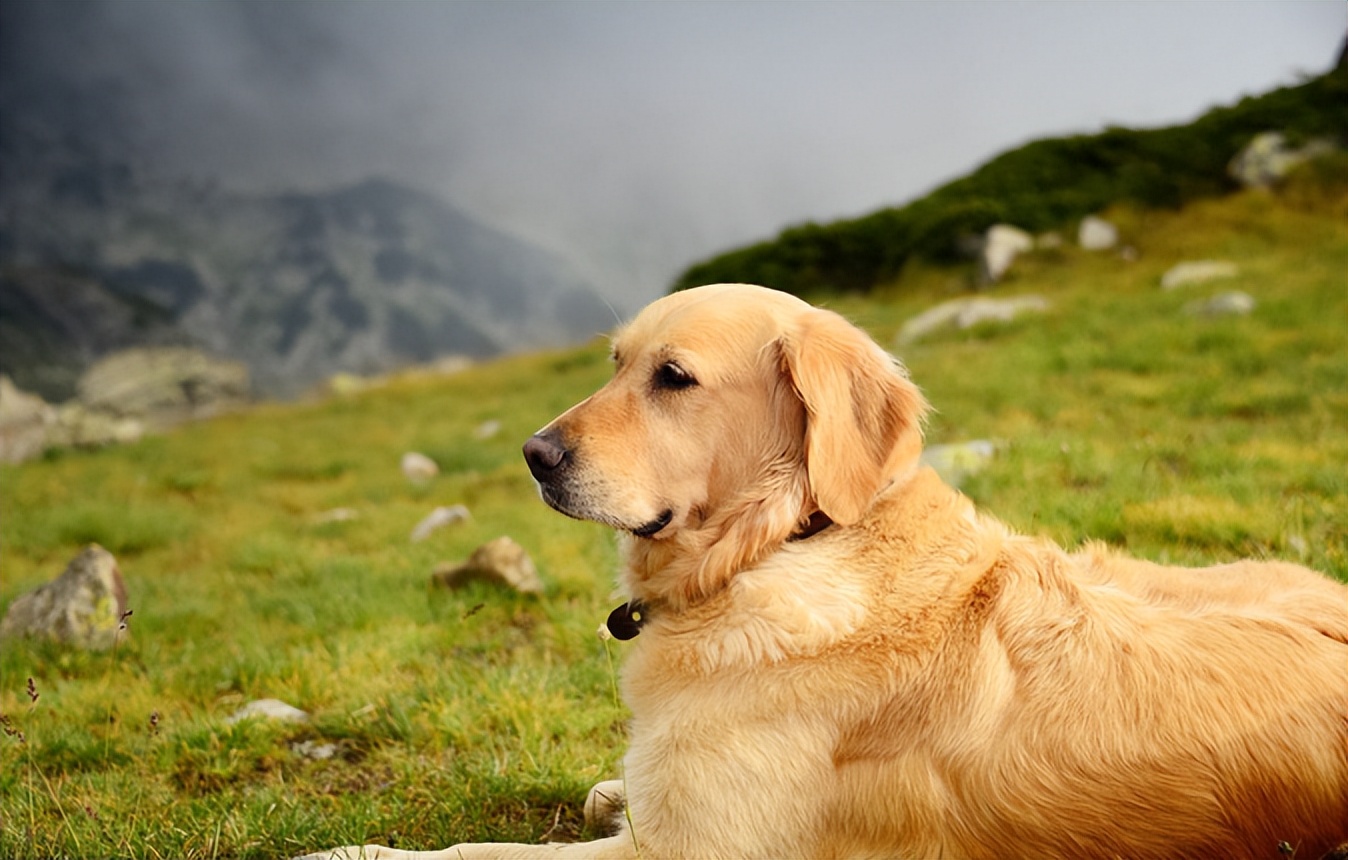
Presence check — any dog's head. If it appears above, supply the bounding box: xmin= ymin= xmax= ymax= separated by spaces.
xmin=524 ymin=283 xmax=928 ymax=602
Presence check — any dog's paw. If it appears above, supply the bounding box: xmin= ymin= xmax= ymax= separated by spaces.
xmin=583 ymin=779 xmax=626 ymax=831
xmin=291 ymin=846 xmax=385 ymax=860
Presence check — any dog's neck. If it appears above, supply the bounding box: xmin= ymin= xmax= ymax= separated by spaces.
xmin=618 ymin=465 xmax=918 ymax=614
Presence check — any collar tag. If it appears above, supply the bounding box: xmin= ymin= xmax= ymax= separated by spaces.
xmin=605 ymin=600 xmax=648 ymax=640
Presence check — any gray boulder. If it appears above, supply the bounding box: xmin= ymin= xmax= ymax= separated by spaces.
xmin=431 ymin=536 xmax=543 ymax=595
xmin=0 ymin=375 xmax=56 ymax=464
xmin=77 ymin=347 xmax=249 ymax=421
xmin=0 ymin=545 xmax=129 ymax=650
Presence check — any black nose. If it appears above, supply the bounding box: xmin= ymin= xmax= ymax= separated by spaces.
xmin=523 ymin=431 xmax=568 ymax=481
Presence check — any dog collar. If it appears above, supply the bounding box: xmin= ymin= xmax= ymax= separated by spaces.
xmin=605 ymin=600 xmax=649 ymax=640
xmin=789 ymin=510 xmax=834 ymax=542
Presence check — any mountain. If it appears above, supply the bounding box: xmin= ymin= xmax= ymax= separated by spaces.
xmin=0 ymin=75 xmax=613 ymax=400
xmin=673 ymin=61 xmax=1348 ymax=296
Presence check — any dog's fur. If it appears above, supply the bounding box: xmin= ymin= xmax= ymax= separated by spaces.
xmin=304 ymin=284 xmax=1348 ymax=860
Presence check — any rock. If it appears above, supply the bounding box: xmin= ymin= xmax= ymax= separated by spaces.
xmin=1228 ymin=132 xmax=1336 ymax=190
xmin=77 ymin=347 xmax=249 ymax=421
xmin=225 ymin=698 xmax=310 ymax=725
xmin=1160 ymin=260 xmax=1239 ymax=290
xmin=0 ymin=374 xmax=56 ymax=464
xmin=978 ymin=224 xmax=1034 ymax=285
xmin=921 ymin=441 xmax=997 ymax=488
xmin=431 ymin=536 xmax=544 ymax=595
xmin=290 ymin=740 xmax=338 ymax=760
xmin=1184 ymin=291 xmax=1256 ymax=318
xmin=313 ymin=507 xmax=359 ymax=524
xmin=473 ymin=419 xmax=502 ymax=440
xmin=0 ymin=545 xmax=129 ymax=650
xmin=410 ymin=504 xmax=471 ymax=542
xmin=897 ymin=296 xmax=1049 ymax=345
xmin=1078 ymin=216 xmax=1118 ymax=251
xmin=401 ymin=451 xmax=439 ymax=482
xmin=53 ymin=403 xmax=144 ymax=449
xmin=327 ymin=372 xmax=377 ymax=397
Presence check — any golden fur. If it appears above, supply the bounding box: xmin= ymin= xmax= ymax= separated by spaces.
xmin=303 ymin=283 xmax=1348 ymax=860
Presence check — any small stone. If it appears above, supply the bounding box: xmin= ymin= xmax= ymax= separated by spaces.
xmin=1078 ymin=216 xmax=1118 ymax=251
xmin=897 ymin=296 xmax=1048 ymax=345
xmin=225 ymin=698 xmax=310 ymax=725
xmin=290 ymin=740 xmax=338 ymax=760
xmin=0 ymin=545 xmax=128 ymax=650
xmin=921 ymin=440 xmax=997 ymax=488
xmin=431 ymin=536 xmax=544 ymax=595
xmin=401 ymin=451 xmax=439 ymax=482
xmin=410 ymin=504 xmax=471 ymax=542
xmin=1183 ymin=291 xmax=1256 ymax=318
xmin=313 ymin=507 xmax=359 ymax=524
xmin=473 ymin=419 xmax=502 ymax=440
xmin=1160 ymin=260 xmax=1239 ymax=290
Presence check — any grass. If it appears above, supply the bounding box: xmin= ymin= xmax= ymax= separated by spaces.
xmin=1 ymin=188 xmax=1345 ymax=858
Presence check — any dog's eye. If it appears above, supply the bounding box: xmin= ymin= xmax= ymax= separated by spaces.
xmin=654 ymin=362 xmax=698 ymax=391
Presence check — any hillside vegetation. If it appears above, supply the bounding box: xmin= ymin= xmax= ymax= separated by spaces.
xmin=1 ymin=182 xmax=1346 ymax=857
xmin=674 ymin=64 xmax=1348 ymax=296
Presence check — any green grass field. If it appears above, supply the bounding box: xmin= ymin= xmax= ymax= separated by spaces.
xmin=1 ymin=189 xmax=1345 ymax=858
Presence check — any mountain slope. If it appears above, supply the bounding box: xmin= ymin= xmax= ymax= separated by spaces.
xmin=673 ymin=62 xmax=1348 ymax=296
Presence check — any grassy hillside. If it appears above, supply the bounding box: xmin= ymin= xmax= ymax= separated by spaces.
xmin=673 ymin=64 xmax=1348 ymax=296
xmin=1 ymin=187 xmax=1345 ymax=858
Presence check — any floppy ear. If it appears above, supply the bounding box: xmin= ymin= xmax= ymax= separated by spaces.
xmin=781 ymin=308 xmax=928 ymax=525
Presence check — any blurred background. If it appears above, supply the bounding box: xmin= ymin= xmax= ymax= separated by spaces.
xmin=1 ymin=1 xmax=1343 ymax=401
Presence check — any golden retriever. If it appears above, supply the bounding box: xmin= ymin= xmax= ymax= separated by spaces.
xmin=304 ymin=283 xmax=1348 ymax=860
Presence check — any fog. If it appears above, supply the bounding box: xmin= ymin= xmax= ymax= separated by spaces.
xmin=4 ymin=1 xmax=1342 ymax=309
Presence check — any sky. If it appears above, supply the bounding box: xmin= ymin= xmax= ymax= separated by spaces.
xmin=5 ymin=1 xmax=1344 ymax=310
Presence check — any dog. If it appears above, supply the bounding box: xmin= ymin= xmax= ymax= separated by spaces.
xmin=303 ymin=283 xmax=1348 ymax=859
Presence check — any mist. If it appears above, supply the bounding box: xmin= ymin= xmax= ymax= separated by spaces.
xmin=3 ymin=1 xmax=1342 ymax=310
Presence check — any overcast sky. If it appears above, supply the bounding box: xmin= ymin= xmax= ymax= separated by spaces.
xmin=8 ymin=1 xmax=1345 ymax=308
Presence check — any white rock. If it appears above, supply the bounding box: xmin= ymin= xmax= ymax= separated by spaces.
xmin=225 ymin=698 xmax=310 ymax=725
xmin=921 ymin=440 xmax=997 ymax=488
xmin=313 ymin=507 xmax=359 ymax=524
xmin=1078 ymin=216 xmax=1118 ymax=251
xmin=410 ymin=504 xmax=471 ymax=542
xmin=474 ymin=419 xmax=502 ymax=440
xmin=401 ymin=451 xmax=439 ymax=482
xmin=979 ymin=224 xmax=1034 ymax=284
xmin=290 ymin=740 xmax=338 ymax=760
xmin=1160 ymin=260 xmax=1239 ymax=290
xmin=1183 ymin=291 xmax=1256 ymax=318
xmin=897 ymin=296 xmax=1049 ymax=345
xmin=1228 ymin=132 xmax=1336 ymax=189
